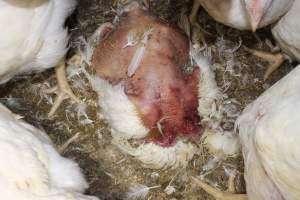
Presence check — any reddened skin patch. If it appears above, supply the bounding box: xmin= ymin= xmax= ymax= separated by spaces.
xmin=92 ymin=3 xmax=202 ymax=147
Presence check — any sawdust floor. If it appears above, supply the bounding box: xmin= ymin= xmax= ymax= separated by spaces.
xmin=0 ymin=0 xmax=296 ymax=200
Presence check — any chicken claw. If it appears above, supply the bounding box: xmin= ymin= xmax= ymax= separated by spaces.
xmin=246 ymin=48 xmax=284 ymax=80
xmin=191 ymin=174 xmax=247 ymax=200
xmin=45 ymin=59 xmax=81 ymax=117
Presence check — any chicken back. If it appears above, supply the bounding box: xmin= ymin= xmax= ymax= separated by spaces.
xmin=92 ymin=2 xmax=201 ymax=147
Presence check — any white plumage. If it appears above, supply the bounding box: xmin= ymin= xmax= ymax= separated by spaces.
xmin=272 ymin=0 xmax=300 ymax=62
xmin=245 ymin=0 xmax=300 ymax=80
xmin=237 ymin=64 xmax=300 ymax=199
xmin=0 ymin=102 xmax=98 ymax=200
xmin=190 ymin=0 xmax=293 ymax=31
xmin=0 ymin=0 xmax=75 ymax=83
xmin=87 ymin=67 xmax=197 ymax=169
xmin=0 ymin=0 xmax=80 ymax=116
xmin=82 ymin=2 xmax=238 ymax=168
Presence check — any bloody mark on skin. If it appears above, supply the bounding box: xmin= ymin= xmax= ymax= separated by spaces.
xmin=92 ymin=2 xmax=202 ymax=147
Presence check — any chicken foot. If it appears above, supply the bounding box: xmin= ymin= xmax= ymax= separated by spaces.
xmin=44 ymin=59 xmax=80 ymax=117
xmin=191 ymin=171 xmax=247 ymax=200
xmin=58 ymin=132 xmax=81 ymax=154
xmin=246 ymin=48 xmax=285 ymax=80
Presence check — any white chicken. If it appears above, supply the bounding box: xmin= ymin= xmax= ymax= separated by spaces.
xmin=237 ymin=64 xmax=300 ymax=199
xmin=0 ymin=0 xmax=80 ymax=116
xmin=193 ymin=67 xmax=300 ymax=199
xmin=190 ymin=0 xmax=300 ymax=80
xmin=0 ymin=102 xmax=98 ymax=200
xmin=189 ymin=0 xmax=293 ymax=31
xmin=258 ymin=0 xmax=300 ymax=80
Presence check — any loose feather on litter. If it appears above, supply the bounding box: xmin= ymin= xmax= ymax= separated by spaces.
xmin=126 ymin=184 xmax=160 ymax=200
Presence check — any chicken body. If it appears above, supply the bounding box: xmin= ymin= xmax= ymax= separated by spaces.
xmin=92 ymin=3 xmax=201 ymax=147
xmin=0 ymin=0 xmax=81 ymax=116
xmin=0 ymin=103 xmax=98 ymax=200
xmin=237 ymin=65 xmax=300 ymax=199
xmin=272 ymin=0 xmax=300 ymax=62
xmin=0 ymin=0 xmax=75 ymax=83
xmin=89 ymin=2 xmax=226 ymax=169
xmin=192 ymin=0 xmax=293 ymax=31
xmin=245 ymin=0 xmax=300 ymax=79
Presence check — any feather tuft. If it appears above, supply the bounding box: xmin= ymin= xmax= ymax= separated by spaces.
xmin=126 ymin=184 xmax=160 ymax=200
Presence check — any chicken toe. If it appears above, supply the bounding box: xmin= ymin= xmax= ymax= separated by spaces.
xmin=45 ymin=59 xmax=80 ymax=117
xmin=247 ymin=49 xmax=285 ymax=80
xmin=191 ymin=176 xmax=247 ymax=200
xmin=58 ymin=132 xmax=81 ymax=154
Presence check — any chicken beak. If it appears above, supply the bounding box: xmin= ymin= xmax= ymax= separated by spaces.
xmin=250 ymin=12 xmax=263 ymax=31
xmin=244 ymin=0 xmax=267 ymax=32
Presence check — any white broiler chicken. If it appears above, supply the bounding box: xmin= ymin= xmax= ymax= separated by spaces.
xmin=189 ymin=0 xmax=293 ymax=31
xmin=82 ymin=2 xmax=240 ymax=170
xmin=0 ymin=102 xmax=98 ymax=200
xmin=191 ymin=0 xmax=300 ymax=80
xmin=237 ymin=64 xmax=300 ymax=199
xmin=193 ymin=67 xmax=300 ymax=199
xmin=0 ymin=0 xmax=80 ymax=116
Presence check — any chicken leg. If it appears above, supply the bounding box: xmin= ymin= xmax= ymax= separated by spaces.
xmin=189 ymin=0 xmax=201 ymax=26
xmin=247 ymin=49 xmax=285 ymax=80
xmin=187 ymin=1 xmax=208 ymax=45
xmin=45 ymin=59 xmax=80 ymax=117
xmin=191 ymin=172 xmax=247 ymax=200
xmin=58 ymin=132 xmax=81 ymax=154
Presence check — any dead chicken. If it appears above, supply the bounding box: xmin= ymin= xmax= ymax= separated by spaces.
xmin=86 ymin=2 xmax=238 ymax=169
xmin=0 ymin=0 xmax=80 ymax=116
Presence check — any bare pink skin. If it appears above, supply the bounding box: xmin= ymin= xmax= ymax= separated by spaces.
xmin=92 ymin=3 xmax=202 ymax=147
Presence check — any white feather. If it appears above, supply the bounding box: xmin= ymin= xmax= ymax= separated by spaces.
xmin=0 ymin=0 xmax=76 ymax=83
xmin=126 ymin=184 xmax=160 ymax=200
xmin=127 ymin=27 xmax=153 ymax=77
xmin=0 ymin=103 xmax=98 ymax=200
xmin=127 ymin=45 xmax=146 ymax=77
xmin=237 ymin=65 xmax=300 ymax=199
xmin=191 ymin=47 xmax=240 ymax=156
xmin=203 ymin=129 xmax=240 ymax=156
xmin=113 ymin=137 xmax=196 ymax=169
xmin=91 ymin=76 xmax=149 ymax=139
